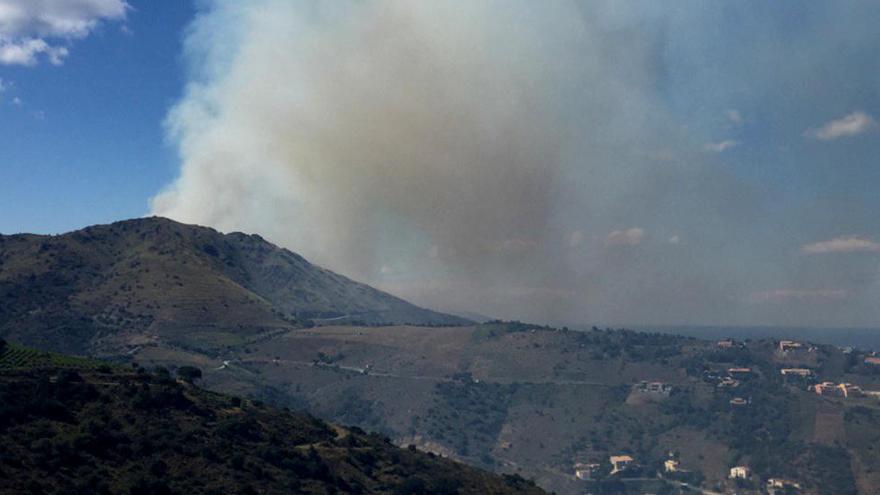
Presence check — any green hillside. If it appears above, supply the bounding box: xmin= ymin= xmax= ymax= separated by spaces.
xmin=0 ymin=342 xmax=543 ymax=495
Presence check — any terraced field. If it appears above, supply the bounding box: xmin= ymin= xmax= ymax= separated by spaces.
xmin=0 ymin=341 xmax=108 ymax=370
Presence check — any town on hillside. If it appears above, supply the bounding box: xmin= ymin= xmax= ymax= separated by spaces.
xmin=565 ymin=337 xmax=880 ymax=494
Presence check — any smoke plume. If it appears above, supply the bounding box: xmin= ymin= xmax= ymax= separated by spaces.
xmin=152 ymin=1 xmax=880 ymax=327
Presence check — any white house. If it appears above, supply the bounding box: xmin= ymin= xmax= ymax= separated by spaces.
xmin=574 ymin=462 xmax=600 ymax=480
xmin=729 ymin=466 xmax=750 ymax=479
xmin=664 ymin=459 xmax=680 ymax=473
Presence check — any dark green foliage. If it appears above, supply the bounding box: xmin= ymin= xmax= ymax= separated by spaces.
xmin=177 ymin=365 xmax=202 ymax=383
xmin=804 ymin=446 xmax=858 ymax=495
xmin=425 ymin=380 xmax=514 ymax=463
xmin=0 ymin=363 xmax=545 ymax=495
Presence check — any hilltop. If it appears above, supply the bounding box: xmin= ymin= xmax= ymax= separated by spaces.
xmin=0 ymin=338 xmax=543 ymax=495
xmin=0 ymin=217 xmax=468 ymax=355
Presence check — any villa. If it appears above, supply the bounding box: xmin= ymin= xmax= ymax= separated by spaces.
xmin=778 ymin=340 xmax=803 ymax=353
xmin=609 ymin=455 xmax=634 ymax=475
xmin=574 ymin=462 xmax=601 ymax=480
xmin=729 ymin=466 xmax=750 ymax=479
xmin=780 ymin=368 xmax=812 ymax=377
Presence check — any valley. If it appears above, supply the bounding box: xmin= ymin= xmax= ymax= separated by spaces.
xmin=130 ymin=322 xmax=880 ymax=495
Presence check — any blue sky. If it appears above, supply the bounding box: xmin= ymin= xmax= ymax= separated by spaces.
xmin=2 ymin=1 xmax=880 ymax=327
xmin=0 ymin=1 xmax=194 ymax=233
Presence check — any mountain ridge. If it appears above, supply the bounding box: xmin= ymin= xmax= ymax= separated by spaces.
xmin=0 ymin=217 xmax=468 ymax=356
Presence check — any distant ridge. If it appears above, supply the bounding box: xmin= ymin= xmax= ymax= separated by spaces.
xmin=0 ymin=217 xmax=469 ymax=355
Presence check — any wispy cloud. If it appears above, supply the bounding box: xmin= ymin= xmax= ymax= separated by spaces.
xmin=704 ymin=139 xmax=738 ymax=152
xmin=802 ymin=235 xmax=880 ymax=254
xmin=0 ymin=0 xmax=129 ymax=66
xmin=749 ymin=289 xmax=848 ymax=304
xmin=606 ymin=228 xmax=644 ymax=247
xmin=805 ymin=111 xmax=877 ymax=140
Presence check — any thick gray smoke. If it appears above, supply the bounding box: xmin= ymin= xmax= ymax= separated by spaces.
xmin=152 ymin=1 xmax=880 ymax=327
xmin=154 ymin=2 xmax=575 ymax=276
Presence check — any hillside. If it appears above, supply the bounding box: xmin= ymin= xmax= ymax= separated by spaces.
xmin=0 ymin=338 xmax=543 ymax=495
xmin=0 ymin=217 xmax=468 ymax=355
xmin=4 ymin=219 xmax=880 ymax=494
xmin=123 ymin=322 xmax=880 ymax=495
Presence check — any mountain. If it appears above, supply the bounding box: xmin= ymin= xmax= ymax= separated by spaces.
xmin=0 ymin=217 xmax=468 ymax=355
xmin=0 ymin=339 xmax=543 ymax=495
xmin=5 ymin=218 xmax=880 ymax=494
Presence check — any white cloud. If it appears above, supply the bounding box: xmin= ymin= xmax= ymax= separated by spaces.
xmin=801 ymin=235 xmax=880 ymax=254
xmin=749 ymin=289 xmax=848 ymax=304
xmin=668 ymin=235 xmax=680 ymax=244
xmin=725 ymin=109 xmax=742 ymax=125
xmin=11 ymin=96 xmax=21 ymax=105
xmin=606 ymin=227 xmax=644 ymax=247
xmin=805 ymin=111 xmax=877 ymax=140
xmin=0 ymin=0 xmax=128 ymax=66
xmin=703 ymin=139 xmax=738 ymax=153
xmin=0 ymin=38 xmax=66 ymax=65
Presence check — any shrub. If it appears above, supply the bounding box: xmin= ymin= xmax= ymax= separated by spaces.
xmin=177 ymin=366 xmax=202 ymax=383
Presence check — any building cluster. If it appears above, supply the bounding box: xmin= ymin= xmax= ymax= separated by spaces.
xmin=778 ymin=340 xmax=803 ymax=353
xmin=572 ymin=455 xmax=636 ymax=480
xmin=704 ymin=367 xmax=752 ymax=390
xmin=573 ymin=456 xmax=806 ymax=493
xmin=569 ymin=338 xmax=880 ymax=492
xmin=728 ymin=465 xmax=803 ymax=494
xmin=573 ymin=462 xmax=600 ymax=480
xmin=766 ymin=478 xmax=802 ymax=494
xmin=778 ymin=339 xmax=817 ymax=355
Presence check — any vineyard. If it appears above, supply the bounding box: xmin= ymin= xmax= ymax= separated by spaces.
xmin=0 ymin=341 xmax=107 ymax=370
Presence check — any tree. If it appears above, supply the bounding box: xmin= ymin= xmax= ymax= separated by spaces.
xmin=177 ymin=366 xmax=202 ymax=383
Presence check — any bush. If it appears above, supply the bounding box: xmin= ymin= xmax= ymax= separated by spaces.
xmin=177 ymin=366 xmax=202 ymax=383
